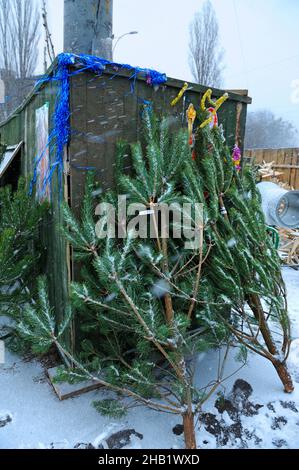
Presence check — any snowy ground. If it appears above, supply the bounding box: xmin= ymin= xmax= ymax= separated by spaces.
xmin=0 ymin=268 xmax=298 ymax=449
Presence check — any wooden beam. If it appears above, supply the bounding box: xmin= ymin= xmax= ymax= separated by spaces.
xmin=226 ymin=89 xmax=249 ymax=96
xmin=272 ymin=164 xmax=299 ymax=170
xmin=47 ymin=366 xmax=102 ymax=400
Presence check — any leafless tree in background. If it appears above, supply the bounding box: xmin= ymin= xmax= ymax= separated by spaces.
xmin=245 ymin=110 xmax=299 ymax=149
xmin=189 ymin=0 xmax=224 ymax=87
xmin=10 ymin=0 xmax=40 ymax=79
xmin=42 ymin=0 xmax=55 ymax=72
xmin=0 ymin=0 xmax=40 ymax=121
xmin=0 ymin=1 xmax=13 ymax=76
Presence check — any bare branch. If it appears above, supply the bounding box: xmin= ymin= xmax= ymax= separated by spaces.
xmin=0 ymin=0 xmax=40 ymax=120
xmin=188 ymin=0 xmax=224 ymax=87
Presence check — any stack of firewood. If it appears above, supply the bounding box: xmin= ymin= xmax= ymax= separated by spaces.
xmin=258 ymin=161 xmax=293 ymax=190
xmin=279 ymin=228 xmax=299 ymax=266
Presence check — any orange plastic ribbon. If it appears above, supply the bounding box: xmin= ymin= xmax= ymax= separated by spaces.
xmin=186 ymin=103 xmax=197 ymax=139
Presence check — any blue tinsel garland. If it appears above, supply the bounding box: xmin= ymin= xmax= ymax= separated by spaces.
xmin=30 ymin=53 xmax=167 ymax=197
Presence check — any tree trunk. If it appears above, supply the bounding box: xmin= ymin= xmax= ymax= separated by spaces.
xmin=183 ymin=412 xmax=197 ymax=449
xmin=248 ymin=294 xmax=277 ymax=355
xmin=272 ymin=360 xmax=294 ymax=393
xmin=248 ymin=293 xmax=294 ymax=393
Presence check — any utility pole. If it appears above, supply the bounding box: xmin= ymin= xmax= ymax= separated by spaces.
xmin=64 ymin=0 xmax=113 ymax=60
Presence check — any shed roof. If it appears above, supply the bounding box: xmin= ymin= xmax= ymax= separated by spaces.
xmin=0 ymin=54 xmax=251 ymax=129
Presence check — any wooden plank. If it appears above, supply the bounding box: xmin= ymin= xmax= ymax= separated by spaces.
xmin=253 ymin=149 xmax=265 ymax=164
xmin=47 ymin=366 xmax=102 ymax=400
xmin=267 ymin=150 xmax=277 ymax=165
xmin=293 ymin=149 xmax=297 ymax=188
xmin=69 ymin=71 xmax=88 ymax=214
xmin=271 ymin=164 xmax=299 ymax=169
xmin=234 ymin=102 xmax=243 ymax=148
xmin=226 ymin=89 xmax=249 ymax=96
xmin=291 ymin=148 xmax=297 ymax=189
xmin=286 ymin=149 xmax=291 ymax=187
xmin=283 ymin=153 xmax=290 ymax=187
xmin=295 ymin=149 xmax=299 ymax=189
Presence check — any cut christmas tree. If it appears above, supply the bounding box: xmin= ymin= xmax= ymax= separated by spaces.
xmin=190 ymin=89 xmax=293 ymax=393
xmin=0 ymin=178 xmax=48 ymax=345
xmin=14 ymin=99 xmax=294 ymax=449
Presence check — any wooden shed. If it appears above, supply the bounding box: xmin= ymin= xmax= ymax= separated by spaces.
xmin=0 ymin=53 xmax=251 ymax=339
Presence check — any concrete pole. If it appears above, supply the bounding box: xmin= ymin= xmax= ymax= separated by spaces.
xmin=64 ymin=0 xmax=113 ymax=60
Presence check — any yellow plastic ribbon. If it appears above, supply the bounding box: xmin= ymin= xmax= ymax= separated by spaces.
xmin=201 ymin=89 xmax=213 ymax=111
xmin=171 ymin=82 xmax=189 ymax=107
xmin=200 ymin=90 xmax=229 ymax=128
xmin=214 ymin=93 xmax=229 ymax=111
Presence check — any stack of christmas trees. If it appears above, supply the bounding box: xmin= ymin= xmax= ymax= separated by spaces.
xmin=11 ymin=92 xmax=293 ymax=449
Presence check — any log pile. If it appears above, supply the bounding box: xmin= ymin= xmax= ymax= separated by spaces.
xmin=279 ymin=228 xmax=299 ymax=266
xmin=258 ymin=161 xmax=292 ymax=189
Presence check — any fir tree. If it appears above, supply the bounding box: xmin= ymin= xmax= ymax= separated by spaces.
xmin=18 ymin=115 xmax=240 ymax=449
xmin=0 ymin=178 xmax=47 ymax=339
xmin=189 ymin=103 xmax=293 ymax=392
xmin=64 ymin=108 xmax=293 ymax=442
xmin=62 ymin=114 xmax=236 ymax=449
xmin=14 ymin=106 xmax=294 ymax=449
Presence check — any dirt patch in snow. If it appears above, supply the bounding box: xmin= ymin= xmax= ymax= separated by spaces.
xmin=0 ymin=414 xmax=12 ymax=428
xmin=198 ymin=378 xmax=299 ymax=449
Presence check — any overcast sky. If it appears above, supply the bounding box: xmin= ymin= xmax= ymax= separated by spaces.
xmin=47 ymin=0 xmax=299 ymax=130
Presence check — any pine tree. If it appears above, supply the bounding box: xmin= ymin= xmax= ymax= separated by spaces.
xmin=0 ymin=178 xmax=47 ymax=338
xmin=189 ymin=102 xmax=293 ymax=392
xmin=62 ymin=114 xmax=237 ymax=449
xmin=14 ymin=106 xmax=294 ymax=449
xmin=17 ymin=115 xmax=240 ymax=449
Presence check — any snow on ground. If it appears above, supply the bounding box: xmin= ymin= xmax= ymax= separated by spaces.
xmin=0 ymin=268 xmax=298 ymax=449
xmin=194 ymin=267 xmax=299 ymax=449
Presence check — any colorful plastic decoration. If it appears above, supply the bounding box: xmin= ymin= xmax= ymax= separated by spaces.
xmin=186 ymin=103 xmax=197 ymax=160
xmin=200 ymin=107 xmax=217 ymax=129
xmin=171 ymin=82 xmax=189 ymax=107
xmin=200 ymin=89 xmax=213 ymax=111
xmin=207 ymin=107 xmax=218 ymax=128
xmin=214 ymin=93 xmax=229 ymax=110
xmin=186 ymin=103 xmax=197 ymax=140
xmin=232 ymin=145 xmax=242 ymax=171
xmin=200 ymin=89 xmax=229 ymax=129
